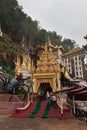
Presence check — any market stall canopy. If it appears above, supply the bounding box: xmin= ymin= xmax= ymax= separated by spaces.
xmin=59 ymin=85 xmax=87 ymax=95
xmin=58 ymin=86 xmax=78 ymax=92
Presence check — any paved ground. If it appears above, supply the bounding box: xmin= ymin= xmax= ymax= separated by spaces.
xmin=0 ymin=115 xmax=87 ymax=130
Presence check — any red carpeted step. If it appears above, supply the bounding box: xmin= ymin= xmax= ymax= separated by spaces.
xmin=48 ymin=105 xmax=75 ymax=119
xmin=48 ymin=105 xmax=61 ymax=118
xmin=60 ymin=109 xmax=75 ymax=120
xmin=12 ymin=101 xmax=37 ymax=118
xmin=35 ymin=101 xmax=48 ymax=118
xmin=12 ymin=101 xmax=75 ymax=119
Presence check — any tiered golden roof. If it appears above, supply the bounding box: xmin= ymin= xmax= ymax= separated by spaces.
xmin=15 ymin=38 xmax=63 ymax=75
xmin=31 ymin=43 xmax=60 ymax=73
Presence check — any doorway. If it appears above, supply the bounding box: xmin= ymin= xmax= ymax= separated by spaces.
xmin=37 ymin=83 xmax=52 ymax=101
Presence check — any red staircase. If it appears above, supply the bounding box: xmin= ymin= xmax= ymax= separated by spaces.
xmin=12 ymin=101 xmax=75 ymax=119
xmin=35 ymin=101 xmax=48 ymax=118
xmin=12 ymin=101 xmax=37 ymax=118
xmin=48 ymin=105 xmax=74 ymax=119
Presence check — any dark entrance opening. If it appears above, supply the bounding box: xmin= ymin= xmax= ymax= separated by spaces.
xmin=37 ymin=83 xmax=52 ymax=101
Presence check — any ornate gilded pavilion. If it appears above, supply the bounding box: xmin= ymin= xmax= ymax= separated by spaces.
xmin=30 ymin=44 xmax=61 ymax=93
xmin=15 ymin=39 xmax=72 ymax=99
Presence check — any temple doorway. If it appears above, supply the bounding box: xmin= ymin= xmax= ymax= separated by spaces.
xmin=37 ymin=83 xmax=52 ymax=101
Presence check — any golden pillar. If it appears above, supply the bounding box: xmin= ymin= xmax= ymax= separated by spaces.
xmin=57 ymin=72 xmax=61 ymax=91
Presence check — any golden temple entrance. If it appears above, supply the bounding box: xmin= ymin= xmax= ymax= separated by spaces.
xmin=31 ymin=72 xmax=59 ymax=101
xmin=33 ymin=72 xmax=57 ymax=93
xmin=15 ymin=39 xmax=73 ymax=101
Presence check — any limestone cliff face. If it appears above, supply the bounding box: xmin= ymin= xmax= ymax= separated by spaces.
xmin=0 ymin=34 xmax=23 ymax=73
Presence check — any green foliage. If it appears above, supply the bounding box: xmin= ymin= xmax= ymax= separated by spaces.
xmin=61 ymin=38 xmax=76 ymax=52
xmin=0 ymin=0 xmax=78 ymax=76
xmin=0 ymin=0 xmax=26 ymax=42
xmin=22 ymin=17 xmax=39 ymax=43
xmin=47 ymin=31 xmax=62 ymax=46
xmin=0 ymin=0 xmax=79 ymax=80
xmin=3 ymin=66 xmax=15 ymax=75
xmin=0 ymin=33 xmax=23 ymax=75
xmin=0 ymin=0 xmax=77 ymax=52
xmin=37 ymin=29 xmax=47 ymax=44
xmin=15 ymin=88 xmax=25 ymax=94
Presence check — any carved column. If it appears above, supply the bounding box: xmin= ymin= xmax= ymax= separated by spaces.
xmin=57 ymin=72 xmax=61 ymax=91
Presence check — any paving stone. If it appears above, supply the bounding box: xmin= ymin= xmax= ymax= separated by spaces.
xmin=0 ymin=117 xmax=87 ymax=130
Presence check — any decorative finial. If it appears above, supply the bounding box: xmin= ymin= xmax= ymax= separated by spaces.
xmin=47 ymin=36 xmax=54 ymax=51
xmin=45 ymin=42 xmax=48 ymax=52
xmin=48 ymin=37 xmax=50 ymax=44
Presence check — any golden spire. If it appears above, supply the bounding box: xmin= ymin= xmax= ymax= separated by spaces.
xmin=45 ymin=42 xmax=48 ymax=52
xmin=30 ymin=59 xmax=35 ymax=73
xmin=27 ymin=53 xmax=31 ymax=70
xmin=48 ymin=37 xmax=51 ymax=46
xmin=21 ymin=55 xmax=27 ymax=69
xmin=47 ymin=37 xmax=54 ymax=51
xmin=15 ymin=55 xmax=21 ymax=74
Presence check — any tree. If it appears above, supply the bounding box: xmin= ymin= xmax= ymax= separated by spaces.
xmin=22 ymin=17 xmax=39 ymax=45
xmin=47 ymin=31 xmax=62 ymax=46
xmin=0 ymin=0 xmax=26 ymax=43
xmin=37 ymin=29 xmax=47 ymax=44
xmin=61 ymin=38 xmax=76 ymax=52
xmin=0 ymin=0 xmax=77 ymax=52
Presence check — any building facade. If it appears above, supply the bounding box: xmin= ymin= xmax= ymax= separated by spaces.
xmin=62 ymin=45 xmax=87 ymax=79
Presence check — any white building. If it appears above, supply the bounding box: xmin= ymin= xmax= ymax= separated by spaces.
xmin=62 ymin=45 xmax=87 ymax=79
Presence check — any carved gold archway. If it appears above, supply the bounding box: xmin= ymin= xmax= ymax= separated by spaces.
xmin=33 ymin=73 xmax=57 ymax=93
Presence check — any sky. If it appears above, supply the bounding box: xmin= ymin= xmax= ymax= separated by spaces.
xmin=18 ymin=0 xmax=87 ymax=47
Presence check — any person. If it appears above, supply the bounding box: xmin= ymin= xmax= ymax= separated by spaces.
xmin=49 ymin=92 xmax=53 ymax=102
xmin=51 ymin=93 xmax=57 ymax=108
xmin=46 ymin=91 xmax=50 ymax=102
xmin=15 ymin=72 xmax=23 ymax=81
xmin=51 ymin=94 xmax=56 ymax=103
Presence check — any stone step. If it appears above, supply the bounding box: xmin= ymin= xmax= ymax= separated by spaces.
xmin=0 ymin=102 xmax=24 ymax=115
xmin=0 ymin=94 xmax=25 ymax=115
xmin=0 ymin=94 xmax=24 ymax=102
